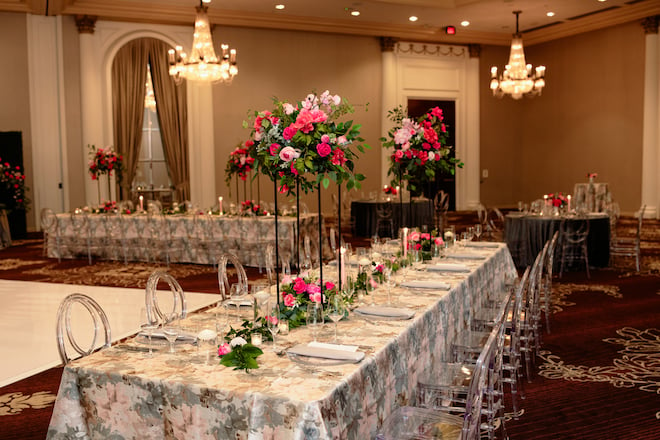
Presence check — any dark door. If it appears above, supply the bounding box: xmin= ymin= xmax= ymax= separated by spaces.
xmin=0 ymin=131 xmax=27 ymax=239
xmin=406 ymin=99 xmax=456 ymax=211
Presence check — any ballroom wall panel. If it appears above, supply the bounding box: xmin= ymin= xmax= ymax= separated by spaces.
xmin=0 ymin=12 xmax=33 ymax=229
xmin=479 ymin=21 xmax=645 ymax=213
xmin=211 ymin=26 xmax=383 ymax=213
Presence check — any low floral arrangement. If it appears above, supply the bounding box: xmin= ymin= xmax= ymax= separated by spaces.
xmin=218 ymin=336 xmax=264 ymax=373
xmin=586 ymin=172 xmax=598 ymax=180
xmin=383 ymin=185 xmax=398 ymax=195
xmin=279 ymin=275 xmax=336 ymax=328
xmin=548 ymin=192 xmax=568 ymax=208
xmin=88 ymin=145 xmax=124 ymax=184
xmin=240 ymin=200 xmax=267 ymax=216
xmin=247 ymin=90 xmax=368 ymax=195
xmin=224 ymin=141 xmax=256 ymax=187
xmin=0 ymin=158 xmax=30 ymax=212
xmin=382 ymin=106 xmax=462 ymax=196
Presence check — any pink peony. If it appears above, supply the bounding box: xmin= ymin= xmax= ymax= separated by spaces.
xmin=409 ymin=231 xmax=421 ymax=242
xmin=293 ymin=278 xmax=307 ymax=294
xmin=325 ymin=281 xmax=335 ymax=291
xmin=306 ymin=283 xmax=321 ymax=295
xmin=309 ymin=291 xmax=322 ymax=303
xmin=218 ymin=343 xmax=232 ymax=356
xmin=434 ymin=237 xmax=444 ymax=246
xmin=316 ymin=142 xmax=332 ymax=157
xmin=337 ymin=135 xmax=348 ymax=145
xmin=283 ymin=125 xmax=298 ymax=140
xmin=331 ymin=149 xmax=346 ymax=166
xmin=283 ymin=103 xmax=296 ymax=115
xmin=394 ymin=150 xmax=404 ymax=160
xmin=269 ymin=143 xmax=280 ymax=156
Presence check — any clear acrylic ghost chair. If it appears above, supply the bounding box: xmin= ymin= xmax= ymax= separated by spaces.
xmin=375 ymin=202 xmax=395 ymax=239
xmin=145 ymin=270 xmax=187 ymax=325
xmin=101 ymin=211 xmax=126 ymax=263
xmin=541 ymin=231 xmax=559 ymax=333
xmin=434 ymin=190 xmax=449 ymax=232
xmin=417 ymin=295 xmax=510 ymax=440
xmin=609 ymin=205 xmax=645 ymax=272
xmin=559 ymin=218 xmax=590 ymax=278
xmin=41 ymin=207 xmax=62 ymax=262
xmin=56 ymin=293 xmax=111 ymax=365
xmin=378 ymin=322 xmax=496 ymax=440
xmin=69 ymin=209 xmax=94 ymax=264
xmin=217 ymin=252 xmax=249 ymax=301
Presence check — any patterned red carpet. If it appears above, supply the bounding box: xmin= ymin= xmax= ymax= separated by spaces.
xmin=1 ymin=216 xmax=659 ymax=439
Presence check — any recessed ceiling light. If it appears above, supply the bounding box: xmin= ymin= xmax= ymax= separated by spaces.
xmin=275 ymin=4 xmax=285 ymax=10
xmin=352 ymin=10 xmax=360 ymax=16
xmin=546 ymin=11 xmax=555 ymax=17
xmin=409 ymin=16 xmax=418 ymax=22
xmin=598 ymin=0 xmax=607 ymax=2
xmin=460 ymin=20 xmax=470 ymax=27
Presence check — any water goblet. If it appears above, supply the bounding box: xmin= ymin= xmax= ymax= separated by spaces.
xmin=474 ymin=224 xmax=482 ymax=241
xmin=467 ymin=226 xmax=475 ymax=241
xmin=518 ymin=201 xmax=524 ymax=212
xmin=140 ymin=322 xmax=159 ymax=357
xmin=327 ymin=296 xmax=346 ymax=343
xmin=162 ymin=313 xmax=179 ymax=354
xmin=306 ymin=303 xmax=324 ymax=342
xmin=460 ymin=231 xmax=470 ymax=247
xmin=383 ymin=266 xmax=395 ymax=305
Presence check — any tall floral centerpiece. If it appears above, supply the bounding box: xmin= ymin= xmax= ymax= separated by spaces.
xmin=382 ymin=106 xmax=462 ymax=197
xmin=0 ymin=158 xmax=30 ymax=213
xmin=247 ymin=90 xmax=368 ymax=304
xmin=224 ymin=141 xmax=256 ymax=203
xmin=88 ymin=145 xmax=124 ymax=205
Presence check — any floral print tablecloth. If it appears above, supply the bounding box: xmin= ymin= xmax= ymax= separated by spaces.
xmin=47 ymin=213 xmax=324 ymax=267
xmin=46 ymin=244 xmax=517 ymax=439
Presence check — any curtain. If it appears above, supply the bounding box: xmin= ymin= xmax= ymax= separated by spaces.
xmin=111 ymin=40 xmax=148 ymax=200
xmin=146 ymin=39 xmax=190 ymax=202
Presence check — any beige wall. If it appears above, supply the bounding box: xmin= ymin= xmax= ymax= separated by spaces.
xmin=480 ymin=21 xmax=645 ymax=213
xmin=0 ymin=12 xmax=33 ymax=227
xmin=211 ymin=26 xmax=383 ymax=214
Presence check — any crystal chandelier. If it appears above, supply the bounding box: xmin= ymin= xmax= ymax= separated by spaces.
xmin=490 ymin=11 xmax=545 ymax=100
xmin=144 ymin=65 xmax=156 ymax=111
xmin=168 ymin=0 xmax=237 ymax=84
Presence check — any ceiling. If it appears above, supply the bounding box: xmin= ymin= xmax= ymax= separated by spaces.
xmin=2 ymin=0 xmax=659 ymax=46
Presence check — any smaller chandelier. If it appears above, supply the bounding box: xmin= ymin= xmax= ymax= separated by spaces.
xmin=168 ymin=0 xmax=237 ymax=84
xmin=490 ymin=11 xmax=545 ymax=100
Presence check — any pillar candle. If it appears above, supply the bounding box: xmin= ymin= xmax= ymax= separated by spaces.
xmin=567 ymin=195 xmax=571 ymax=212
xmin=139 ymin=195 xmax=144 ymax=211
xmin=402 ymin=227 xmax=408 ymax=258
xmin=340 ymin=246 xmax=347 ymax=287
xmin=218 ymin=196 xmax=223 ymax=214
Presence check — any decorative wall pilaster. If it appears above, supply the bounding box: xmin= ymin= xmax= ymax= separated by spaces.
xmin=641 ymin=16 xmax=660 ymax=218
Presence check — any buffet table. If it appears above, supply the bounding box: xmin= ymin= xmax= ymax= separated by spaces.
xmin=47 ymin=213 xmax=324 ymax=267
xmin=351 ymin=199 xmax=434 ymax=237
xmin=47 ymin=244 xmax=517 ymax=439
xmin=505 ymin=212 xmax=610 ymax=270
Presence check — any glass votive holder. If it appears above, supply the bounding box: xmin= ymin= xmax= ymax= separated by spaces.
xmin=278 ymin=319 xmax=289 ymax=335
xmin=251 ymin=332 xmax=263 ymax=347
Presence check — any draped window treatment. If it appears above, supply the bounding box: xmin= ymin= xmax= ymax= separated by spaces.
xmin=111 ymin=37 xmax=189 ymax=202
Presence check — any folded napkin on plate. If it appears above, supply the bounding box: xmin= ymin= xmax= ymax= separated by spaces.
xmin=426 ymin=263 xmax=470 ymax=272
xmin=224 ymin=297 xmax=254 ymax=307
xmin=355 ymin=305 xmax=416 ymax=319
xmin=445 ymin=252 xmax=487 ymax=260
xmin=399 ymin=280 xmax=452 ymax=290
xmin=464 ymin=242 xmax=499 ymax=248
xmin=139 ymin=330 xmax=197 ymax=343
xmin=308 ymin=341 xmax=359 ymax=352
xmin=287 ymin=344 xmax=365 ymax=362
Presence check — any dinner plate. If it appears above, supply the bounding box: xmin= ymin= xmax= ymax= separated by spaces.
xmin=354 ymin=306 xmax=415 ymax=321
xmin=286 ymin=351 xmax=364 ymax=366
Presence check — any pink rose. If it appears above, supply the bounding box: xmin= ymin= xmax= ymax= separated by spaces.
xmin=269 ymin=143 xmax=280 ymax=156
xmin=409 ymin=231 xmax=421 ymax=242
xmin=394 ymin=150 xmax=404 ymax=160
xmin=316 ymin=142 xmax=332 ymax=157
xmin=325 ymin=281 xmax=335 ymax=291
xmin=279 ymin=146 xmax=300 ymax=162
xmin=309 ymin=291 xmax=322 ymax=303
xmin=293 ymin=278 xmax=307 ymax=294
xmin=434 ymin=237 xmax=444 ymax=246
xmin=306 ymin=283 xmax=321 ymax=295
xmin=218 ymin=343 xmax=231 ymax=356
xmin=337 ymin=135 xmax=348 ymax=145
xmin=421 ymin=233 xmax=431 ymax=240
xmin=281 ymin=275 xmax=292 ymax=285
xmin=290 ymin=161 xmax=298 ymax=176
xmin=283 ymin=125 xmax=298 ymax=140
xmin=283 ymin=103 xmax=296 ymax=115
xmin=321 ymin=134 xmax=330 ymax=144
xmin=284 ymin=293 xmax=296 ymax=307
xmin=331 ymin=149 xmax=346 ymax=166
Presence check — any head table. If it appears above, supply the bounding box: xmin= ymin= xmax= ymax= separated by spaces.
xmin=47 ymin=212 xmax=324 ymax=267
xmin=46 ymin=243 xmax=516 ymax=439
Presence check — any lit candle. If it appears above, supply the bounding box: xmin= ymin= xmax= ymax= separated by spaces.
xmin=543 ymin=194 xmax=548 ymax=207
xmin=278 ymin=320 xmax=289 ymax=335
xmin=251 ymin=333 xmax=262 ymax=346
xmin=139 ymin=195 xmax=144 ymax=211
xmin=402 ymin=227 xmax=408 ymax=258
xmin=567 ymin=195 xmax=571 ymax=212
xmin=218 ymin=196 xmax=223 ymax=214
xmin=340 ymin=246 xmax=347 ymax=287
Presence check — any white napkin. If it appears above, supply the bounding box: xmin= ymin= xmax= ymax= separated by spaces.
xmin=308 ymin=341 xmax=358 ymax=352
xmin=445 ymin=252 xmax=487 ymax=260
xmin=139 ymin=330 xmax=197 ymax=343
xmin=426 ymin=263 xmax=470 ymax=272
xmin=399 ymin=280 xmax=452 ymax=290
xmin=464 ymin=242 xmax=499 ymax=248
xmin=287 ymin=344 xmax=365 ymax=362
xmin=354 ymin=305 xmax=416 ymax=319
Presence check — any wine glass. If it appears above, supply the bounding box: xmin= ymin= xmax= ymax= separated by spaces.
xmin=474 ymin=224 xmax=482 ymax=241
xmin=383 ymin=265 xmax=395 ymax=305
xmin=267 ymin=302 xmax=280 ymax=352
xmin=162 ymin=313 xmax=179 ymax=354
xmin=327 ymin=296 xmax=346 ymax=343
xmin=518 ymin=201 xmax=524 ymax=212
xmin=306 ymin=303 xmax=324 ymax=342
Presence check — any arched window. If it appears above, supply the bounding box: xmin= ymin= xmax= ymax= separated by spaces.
xmin=111 ymin=37 xmax=190 ymax=204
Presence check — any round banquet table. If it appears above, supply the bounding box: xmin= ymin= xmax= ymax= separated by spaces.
xmin=504 ymin=212 xmax=610 ymax=270
xmin=351 ymin=199 xmax=434 ymax=237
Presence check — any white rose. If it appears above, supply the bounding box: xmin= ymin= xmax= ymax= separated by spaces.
xmin=230 ymin=336 xmax=248 ymax=347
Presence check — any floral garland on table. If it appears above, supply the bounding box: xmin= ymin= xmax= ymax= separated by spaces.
xmin=382 ymin=106 xmax=462 ymax=196
xmin=247 ymin=90 xmax=368 ymax=195
xmin=224 ymin=141 xmax=256 ymax=187
xmin=407 ymin=230 xmax=444 ymax=254
xmin=88 ymin=145 xmax=124 ymax=184
xmin=240 ymin=200 xmax=267 ymax=216
xmin=0 ymin=158 xmax=30 ymax=212
xmin=218 ymin=337 xmax=264 ymax=373
xmin=278 ymin=275 xmax=339 ymax=328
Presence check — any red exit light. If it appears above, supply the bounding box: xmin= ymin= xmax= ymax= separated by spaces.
xmin=445 ymin=26 xmax=456 ymax=35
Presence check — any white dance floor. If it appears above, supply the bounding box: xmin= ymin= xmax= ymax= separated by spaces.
xmin=0 ymin=280 xmax=218 ymax=388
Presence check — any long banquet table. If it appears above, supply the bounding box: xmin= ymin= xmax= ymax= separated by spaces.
xmin=47 ymin=243 xmax=517 ymax=439
xmin=47 ymin=212 xmax=324 ymax=267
